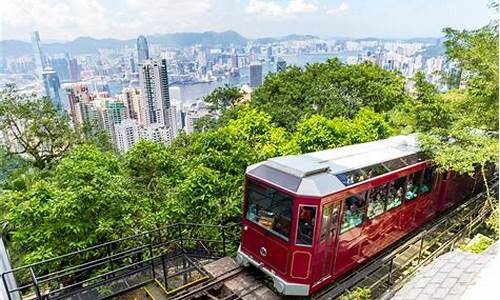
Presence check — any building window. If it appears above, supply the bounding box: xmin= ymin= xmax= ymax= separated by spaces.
xmin=341 ymin=192 xmax=367 ymax=233
xmin=367 ymin=183 xmax=388 ymax=219
xmin=296 ymin=205 xmax=317 ymax=246
xmin=387 ymin=176 xmax=406 ymax=210
xmin=245 ymin=179 xmax=293 ymax=240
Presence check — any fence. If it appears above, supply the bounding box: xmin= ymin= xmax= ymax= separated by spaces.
xmin=1 ymin=222 xmax=240 ymax=300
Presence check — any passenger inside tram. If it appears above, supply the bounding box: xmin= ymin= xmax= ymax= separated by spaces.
xmin=405 ymin=173 xmax=419 ymax=200
xmin=342 ymin=195 xmax=365 ymax=232
xmin=387 ymin=178 xmax=405 ymax=209
xmin=367 ymin=190 xmax=386 ymax=219
xmin=297 ymin=206 xmax=316 ymax=245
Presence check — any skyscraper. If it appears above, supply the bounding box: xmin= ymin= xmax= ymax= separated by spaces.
xmin=31 ymin=31 xmax=46 ymax=75
xmin=69 ymin=58 xmax=81 ymax=82
xmin=42 ymin=67 xmax=62 ymax=107
xmin=51 ymin=58 xmax=70 ymax=81
xmin=137 ymin=35 xmax=150 ymax=64
xmin=249 ymin=63 xmax=263 ymax=89
xmin=276 ymin=58 xmax=287 ymax=72
xmin=129 ymin=57 xmax=137 ymax=73
xmin=139 ymin=59 xmax=171 ymax=127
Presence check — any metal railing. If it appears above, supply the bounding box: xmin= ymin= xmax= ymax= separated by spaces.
xmin=1 ymin=222 xmax=240 ymax=300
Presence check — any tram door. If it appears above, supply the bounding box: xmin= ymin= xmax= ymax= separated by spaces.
xmin=313 ymin=202 xmax=340 ymax=283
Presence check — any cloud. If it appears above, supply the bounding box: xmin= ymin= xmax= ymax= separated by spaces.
xmin=327 ymin=1 xmax=349 ymax=15
xmin=1 ymin=0 xmax=107 ymax=40
xmin=245 ymin=0 xmax=318 ymax=19
xmin=0 ymin=0 xmax=214 ymax=41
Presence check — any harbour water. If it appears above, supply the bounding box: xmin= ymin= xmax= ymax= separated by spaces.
xmin=110 ymin=53 xmax=356 ymax=106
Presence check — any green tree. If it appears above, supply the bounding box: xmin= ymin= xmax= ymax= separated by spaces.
xmin=292 ymin=109 xmax=392 ymax=153
xmin=0 ymin=89 xmax=78 ymax=169
xmin=443 ymin=14 xmax=499 ymax=130
xmin=123 ymin=139 xmax=182 ymax=228
xmin=3 ymin=145 xmax=136 ymax=264
xmin=391 ymin=72 xmax=453 ymax=132
xmin=251 ymin=59 xmax=408 ymax=130
xmin=203 ymin=84 xmax=243 ymax=113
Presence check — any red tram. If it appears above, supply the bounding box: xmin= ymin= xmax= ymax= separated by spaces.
xmin=236 ymin=135 xmax=482 ymax=296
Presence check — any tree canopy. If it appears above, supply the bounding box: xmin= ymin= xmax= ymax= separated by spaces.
xmin=250 ymin=58 xmax=408 ymax=130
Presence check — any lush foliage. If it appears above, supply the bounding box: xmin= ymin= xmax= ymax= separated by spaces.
xmin=3 ymin=146 xmax=136 ymax=263
xmin=292 ymin=108 xmax=392 ymax=153
xmin=443 ymin=20 xmax=499 ymax=131
xmin=339 ymin=287 xmax=372 ymax=300
xmin=251 ymin=58 xmax=408 ymax=130
xmin=0 ymin=89 xmax=78 ymax=169
xmin=203 ymin=84 xmax=243 ymax=113
xmin=460 ymin=234 xmax=494 ymax=254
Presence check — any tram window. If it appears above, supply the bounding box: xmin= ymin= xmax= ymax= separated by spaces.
xmin=246 ymin=180 xmax=293 ymax=240
xmin=362 ymin=164 xmax=390 ymax=179
xmin=383 ymin=158 xmax=408 ymax=172
xmin=387 ymin=177 xmax=406 ymax=210
xmin=320 ymin=204 xmax=339 ymax=241
xmin=338 ymin=169 xmax=366 ymax=186
xmin=296 ymin=205 xmax=317 ymax=246
xmin=367 ymin=184 xmax=388 ymax=219
xmin=420 ymin=168 xmax=434 ymax=195
xmin=405 ymin=171 xmax=423 ymax=201
xmin=341 ymin=192 xmax=367 ymax=233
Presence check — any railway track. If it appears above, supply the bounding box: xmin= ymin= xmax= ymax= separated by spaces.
xmin=312 ymin=179 xmax=498 ymax=300
xmin=168 ymin=266 xmax=244 ymax=300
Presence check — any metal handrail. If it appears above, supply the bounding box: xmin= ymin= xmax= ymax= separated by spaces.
xmin=1 ymin=222 xmax=241 ymax=300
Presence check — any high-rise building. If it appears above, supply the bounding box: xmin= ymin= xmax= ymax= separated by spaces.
xmin=267 ymin=46 xmax=273 ymax=60
xmin=138 ymin=58 xmax=174 ymax=144
xmin=137 ymin=35 xmax=150 ymax=64
xmin=51 ymin=58 xmax=70 ymax=82
xmin=231 ymin=54 xmax=239 ymax=69
xmin=31 ymin=31 xmax=46 ymax=75
xmin=69 ymin=58 xmax=81 ymax=82
xmin=249 ymin=63 xmax=263 ymax=88
xmin=118 ymin=88 xmax=144 ymax=125
xmin=276 ymin=58 xmax=287 ymax=72
xmin=115 ymin=119 xmax=140 ymax=153
xmin=95 ymin=98 xmax=126 ymax=144
xmin=42 ymin=67 xmax=62 ymax=107
xmin=129 ymin=57 xmax=136 ymax=73
xmin=139 ymin=59 xmax=171 ymax=126
xmin=67 ymin=85 xmax=97 ymax=126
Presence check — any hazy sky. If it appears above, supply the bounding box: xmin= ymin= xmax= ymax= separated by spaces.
xmin=1 ymin=0 xmax=496 ymax=41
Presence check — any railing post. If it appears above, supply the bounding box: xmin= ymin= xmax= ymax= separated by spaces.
xmin=387 ymin=258 xmax=394 ymax=286
xmin=417 ymin=235 xmax=425 ymax=264
xmin=107 ymin=243 xmax=114 ymax=278
xmin=30 ymin=267 xmax=42 ymax=300
xmin=178 ymin=224 xmax=184 ymax=253
xmin=149 ymin=243 xmax=156 ymax=279
xmin=221 ymin=225 xmax=227 ymax=257
xmin=2 ymin=273 xmax=12 ymax=300
xmin=161 ymin=254 xmax=168 ymax=290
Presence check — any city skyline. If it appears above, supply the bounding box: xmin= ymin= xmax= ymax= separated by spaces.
xmin=1 ymin=0 xmax=495 ymax=42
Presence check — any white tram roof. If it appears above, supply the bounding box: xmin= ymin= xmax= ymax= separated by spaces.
xmin=246 ymin=134 xmax=423 ymax=197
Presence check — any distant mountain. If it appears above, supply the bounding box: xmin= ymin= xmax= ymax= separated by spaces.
xmin=1 ymin=40 xmax=32 ymax=57
xmin=1 ymin=31 xmax=248 ymax=57
xmin=253 ymin=34 xmax=319 ymax=44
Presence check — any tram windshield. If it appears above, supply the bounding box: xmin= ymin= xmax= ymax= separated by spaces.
xmin=245 ymin=179 xmax=293 ymax=240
